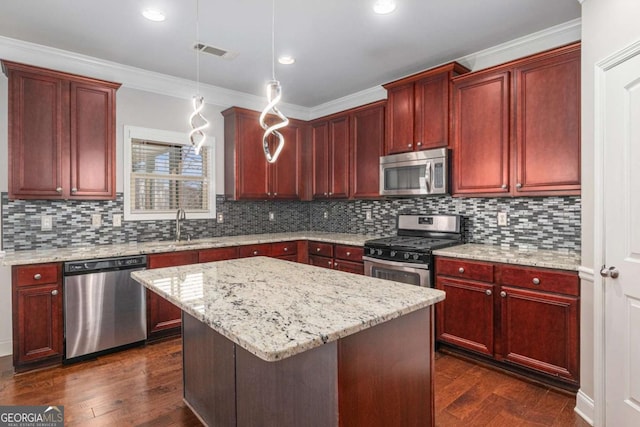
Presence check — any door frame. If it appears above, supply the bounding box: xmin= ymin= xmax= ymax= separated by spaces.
xmin=593 ymin=38 xmax=640 ymax=427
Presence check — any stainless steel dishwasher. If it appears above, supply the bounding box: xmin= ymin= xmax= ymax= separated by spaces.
xmin=63 ymin=255 xmax=147 ymax=361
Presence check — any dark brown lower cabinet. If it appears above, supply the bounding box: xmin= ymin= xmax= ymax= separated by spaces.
xmin=435 ymin=257 xmax=579 ymax=388
xmin=308 ymin=242 xmax=364 ymax=275
xmin=12 ymin=263 xmax=63 ymax=372
xmin=146 ymin=251 xmax=199 ymax=341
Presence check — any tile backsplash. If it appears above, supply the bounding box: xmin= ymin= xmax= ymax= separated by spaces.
xmin=1 ymin=193 xmax=580 ymax=252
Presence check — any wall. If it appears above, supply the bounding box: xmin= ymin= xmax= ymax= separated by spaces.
xmin=577 ymin=0 xmax=640 ymax=424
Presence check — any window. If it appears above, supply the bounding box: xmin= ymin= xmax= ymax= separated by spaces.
xmin=124 ymin=126 xmax=215 ymax=220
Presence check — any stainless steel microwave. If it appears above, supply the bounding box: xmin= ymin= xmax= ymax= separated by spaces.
xmin=379 ymin=148 xmax=448 ymax=196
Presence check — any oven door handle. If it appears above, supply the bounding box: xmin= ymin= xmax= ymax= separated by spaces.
xmin=363 ymin=256 xmax=431 ymax=270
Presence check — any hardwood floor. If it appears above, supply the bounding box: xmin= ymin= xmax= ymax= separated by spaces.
xmin=0 ymin=338 xmax=590 ymax=426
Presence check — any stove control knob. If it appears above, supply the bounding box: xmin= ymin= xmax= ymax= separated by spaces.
xmin=369 ymin=248 xmax=375 ymax=255
xmin=404 ymin=253 xmax=410 ymax=260
xmin=390 ymin=251 xmax=397 ymax=257
xmin=412 ymin=254 xmax=420 ymax=260
xmin=376 ymin=249 xmax=383 ymax=256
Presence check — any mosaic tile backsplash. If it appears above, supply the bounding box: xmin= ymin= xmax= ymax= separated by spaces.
xmin=1 ymin=193 xmax=581 ymax=252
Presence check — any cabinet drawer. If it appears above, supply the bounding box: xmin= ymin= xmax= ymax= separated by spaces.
xmin=335 ymin=245 xmax=363 ymax=262
xmin=334 ymin=259 xmax=364 ymax=275
xmin=148 ymin=251 xmax=199 ymax=268
xmin=308 ymin=242 xmax=333 ymax=258
xmin=14 ymin=263 xmax=60 ymax=286
xmin=271 ymin=241 xmax=298 ymax=257
xmin=499 ymin=266 xmax=579 ymax=296
xmin=199 ymin=247 xmax=239 ymax=263
xmin=238 ymin=244 xmax=272 ymax=258
xmin=436 ymin=258 xmax=494 ymax=282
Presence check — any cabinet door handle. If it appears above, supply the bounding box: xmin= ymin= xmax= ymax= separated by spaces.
xmin=316 ymin=248 xmax=321 ymax=252
xmin=532 ymin=277 xmax=540 ymax=285
xmin=56 ymin=187 xmax=62 ymax=193
xmin=267 ymin=192 xmax=271 ymax=196
xmin=501 ymin=184 xmax=507 ymax=190
xmin=324 ymin=192 xmax=328 ymax=196
xmin=458 ymin=267 xmax=465 ymax=274
xmin=51 ymin=290 xmax=58 ymax=296
xmin=416 ymin=142 xmax=422 ymax=147
xmin=407 ymin=143 xmax=412 ymax=148
xmin=328 ymin=261 xmax=332 ymax=266
xmin=334 ymin=262 xmax=338 ymax=267
xmin=516 ymin=183 xmax=522 ymax=189
xmin=253 ymin=251 xmax=259 ymax=255
xmin=329 ymin=192 xmax=333 ymax=196
xmin=34 ymin=273 xmax=42 ymax=280
xmin=71 ymin=187 xmax=78 ymax=194
xmin=485 ymin=289 xmax=492 ymax=296
xmin=274 ymin=192 xmax=278 ymax=196
xmin=500 ymin=291 xmax=507 ymax=298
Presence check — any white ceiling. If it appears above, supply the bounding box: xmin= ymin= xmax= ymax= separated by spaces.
xmin=0 ymin=0 xmax=580 ymax=108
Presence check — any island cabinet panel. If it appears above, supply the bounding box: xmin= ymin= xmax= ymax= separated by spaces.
xmin=338 ymin=308 xmax=433 ymax=427
xmin=451 ymin=42 xmax=581 ymax=197
xmin=3 ymin=60 xmax=119 ymax=200
xmin=223 ymin=107 xmax=304 ymax=200
xmin=435 ymin=256 xmax=580 ymax=389
xmin=146 ymin=251 xmax=199 ymax=341
xmin=12 ymin=263 xmax=64 ymax=372
xmin=383 ymin=62 xmax=469 ymax=154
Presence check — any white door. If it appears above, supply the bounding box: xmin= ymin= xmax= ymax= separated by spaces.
xmin=603 ymin=46 xmax=640 ymax=426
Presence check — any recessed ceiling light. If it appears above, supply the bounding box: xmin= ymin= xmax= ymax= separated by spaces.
xmin=142 ymin=8 xmax=166 ymax=22
xmin=278 ymin=56 xmax=295 ymax=65
xmin=373 ymin=0 xmax=397 ymax=14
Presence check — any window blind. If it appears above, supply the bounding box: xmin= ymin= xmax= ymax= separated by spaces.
xmin=130 ymin=139 xmax=209 ymax=213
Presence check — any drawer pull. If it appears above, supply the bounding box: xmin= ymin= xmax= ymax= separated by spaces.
xmin=253 ymin=251 xmax=259 ymax=255
xmin=334 ymin=262 xmax=338 ymax=267
xmin=346 ymin=251 xmax=351 ymax=256
xmin=500 ymin=291 xmax=507 ymax=298
xmin=71 ymin=187 xmax=78 ymax=194
xmin=532 ymin=277 xmax=540 ymax=285
xmin=316 ymin=248 xmax=321 ymax=252
xmin=51 ymin=290 xmax=58 ymax=296
xmin=485 ymin=289 xmax=492 ymax=296
xmin=34 ymin=274 xmax=42 ymax=280
xmin=284 ymin=247 xmax=288 ymax=252
xmin=328 ymin=261 xmax=332 ymax=266
xmin=458 ymin=267 xmax=465 ymax=274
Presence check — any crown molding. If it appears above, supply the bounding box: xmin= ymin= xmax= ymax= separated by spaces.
xmin=0 ymin=35 xmax=311 ymax=120
xmin=1 ymin=18 xmax=580 ymax=121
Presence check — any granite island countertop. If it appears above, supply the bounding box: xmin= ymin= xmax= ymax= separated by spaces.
xmin=0 ymin=232 xmax=378 ymax=266
xmin=433 ymin=243 xmax=581 ymax=271
xmin=131 ymin=256 xmax=445 ymax=362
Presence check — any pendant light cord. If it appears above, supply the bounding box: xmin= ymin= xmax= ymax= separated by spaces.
xmin=271 ymin=0 xmax=275 ymax=80
xmin=196 ymin=0 xmax=201 ymax=95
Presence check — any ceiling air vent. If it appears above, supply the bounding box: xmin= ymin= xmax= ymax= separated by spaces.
xmin=194 ymin=43 xmax=239 ymax=60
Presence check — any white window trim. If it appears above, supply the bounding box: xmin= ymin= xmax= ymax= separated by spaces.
xmin=123 ymin=125 xmax=216 ymax=221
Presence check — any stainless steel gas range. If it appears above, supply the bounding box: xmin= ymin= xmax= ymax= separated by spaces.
xmin=363 ymin=214 xmax=463 ymax=287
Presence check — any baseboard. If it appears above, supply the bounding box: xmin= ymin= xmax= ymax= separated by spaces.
xmin=574 ymin=389 xmax=595 ymax=426
xmin=0 ymin=340 xmax=12 ymax=358
xmin=0 ymin=354 xmax=13 ymax=378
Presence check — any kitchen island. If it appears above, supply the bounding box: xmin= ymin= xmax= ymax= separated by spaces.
xmin=131 ymin=256 xmax=445 ymax=427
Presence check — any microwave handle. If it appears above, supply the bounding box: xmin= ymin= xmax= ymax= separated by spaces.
xmin=424 ymin=161 xmax=432 ymax=192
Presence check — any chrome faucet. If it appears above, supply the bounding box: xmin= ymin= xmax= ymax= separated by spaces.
xmin=176 ymin=208 xmax=186 ymax=242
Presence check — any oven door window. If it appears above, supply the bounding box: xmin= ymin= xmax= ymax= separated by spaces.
xmin=370 ymin=265 xmax=427 ymax=287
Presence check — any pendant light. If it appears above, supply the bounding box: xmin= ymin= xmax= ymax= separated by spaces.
xmin=259 ymin=0 xmax=289 ymax=164
xmin=189 ymin=0 xmax=209 ymax=155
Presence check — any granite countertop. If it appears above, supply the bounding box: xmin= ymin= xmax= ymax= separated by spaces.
xmin=0 ymin=232 xmax=377 ymax=266
xmin=433 ymin=243 xmax=581 ymax=271
xmin=131 ymin=256 xmax=445 ymax=362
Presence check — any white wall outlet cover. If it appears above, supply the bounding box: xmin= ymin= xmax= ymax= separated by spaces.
xmin=497 ymin=212 xmax=508 ymax=226
xmin=365 ymin=210 xmax=372 ymax=221
xmin=91 ymin=213 xmax=102 ymax=227
xmin=217 ymin=213 xmax=224 ymax=223
xmin=41 ymin=215 xmax=53 ymax=231
xmin=113 ymin=214 xmax=122 ymax=227
xmin=268 ymin=212 xmax=275 ymax=221
xmin=323 ymin=211 xmax=329 ymax=219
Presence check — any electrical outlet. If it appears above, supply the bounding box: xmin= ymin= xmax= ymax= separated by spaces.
xmin=323 ymin=210 xmax=329 ymax=219
xmin=497 ymin=212 xmax=508 ymax=226
xmin=91 ymin=213 xmax=102 ymax=228
xmin=41 ymin=215 xmax=53 ymax=231
xmin=365 ymin=210 xmax=372 ymax=221
xmin=113 ymin=214 xmax=122 ymax=227
xmin=269 ymin=211 xmax=275 ymax=221
xmin=217 ymin=212 xmax=224 ymax=223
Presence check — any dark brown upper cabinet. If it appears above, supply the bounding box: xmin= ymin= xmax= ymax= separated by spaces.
xmin=3 ymin=60 xmax=120 ymax=200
